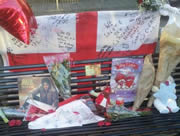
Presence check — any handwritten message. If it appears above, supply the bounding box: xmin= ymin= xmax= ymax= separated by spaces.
xmin=4 ymin=13 xmax=76 ymax=54
xmin=96 ymin=11 xmax=160 ymax=52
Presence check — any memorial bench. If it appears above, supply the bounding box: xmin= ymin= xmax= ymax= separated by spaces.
xmin=1 ymin=54 xmax=180 ymax=136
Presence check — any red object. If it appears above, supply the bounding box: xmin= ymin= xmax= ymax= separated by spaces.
xmin=25 ymin=105 xmax=47 ymax=121
xmin=102 ymin=86 xmax=111 ymax=106
xmin=0 ymin=0 xmax=37 ymax=44
xmin=95 ymin=94 xmax=105 ymax=106
xmin=115 ymin=73 xmax=135 ymax=88
xmin=115 ymin=73 xmax=125 ymax=82
xmin=105 ymin=121 xmax=111 ymax=126
xmin=104 ymin=86 xmax=111 ymax=94
xmin=8 ymin=119 xmax=22 ymax=127
xmin=116 ymin=98 xmax=124 ymax=106
xmin=8 ymin=120 xmax=16 ymax=127
xmin=48 ymin=109 xmax=55 ymax=114
xmin=98 ymin=121 xmax=111 ymax=127
xmin=126 ymin=76 xmax=135 ymax=88
xmin=15 ymin=120 xmax=22 ymax=126
xmin=98 ymin=121 xmax=105 ymax=127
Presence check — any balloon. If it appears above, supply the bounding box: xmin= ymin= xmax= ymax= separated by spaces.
xmin=0 ymin=0 xmax=37 ymax=44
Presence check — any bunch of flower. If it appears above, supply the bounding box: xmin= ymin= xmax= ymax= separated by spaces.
xmin=137 ymin=0 xmax=169 ymax=11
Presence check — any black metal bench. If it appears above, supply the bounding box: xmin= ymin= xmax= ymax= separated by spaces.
xmin=1 ymin=54 xmax=180 ymax=136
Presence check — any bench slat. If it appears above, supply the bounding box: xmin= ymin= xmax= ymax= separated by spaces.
xmin=1 ymin=112 xmax=180 ymax=136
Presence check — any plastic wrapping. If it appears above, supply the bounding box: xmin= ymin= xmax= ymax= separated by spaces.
xmin=2 ymin=108 xmax=25 ymax=118
xmin=148 ymin=4 xmax=180 ymax=107
xmin=44 ymin=53 xmax=71 ymax=99
xmin=132 ymin=55 xmax=155 ymax=111
xmin=156 ymin=4 xmax=180 ymax=86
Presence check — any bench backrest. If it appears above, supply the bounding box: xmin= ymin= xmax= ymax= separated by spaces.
xmin=0 ymin=54 xmax=180 ymax=107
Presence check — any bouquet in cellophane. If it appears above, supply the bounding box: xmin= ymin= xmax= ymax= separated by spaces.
xmin=44 ymin=53 xmax=71 ymax=100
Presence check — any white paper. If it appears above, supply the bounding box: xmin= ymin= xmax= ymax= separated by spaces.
xmin=28 ymin=100 xmax=104 ymax=129
xmin=100 ymin=98 xmax=107 ymax=108
xmin=27 ymin=99 xmax=55 ymax=112
xmin=0 ymin=14 xmax=76 ymax=54
xmin=96 ymin=11 xmax=160 ymax=52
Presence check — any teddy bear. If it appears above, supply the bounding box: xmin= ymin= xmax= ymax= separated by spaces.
xmin=152 ymin=76 xmax=180 ymax=114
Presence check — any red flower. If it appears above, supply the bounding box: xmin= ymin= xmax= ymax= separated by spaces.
xmin=8 ymin=120 xmax=16 ymax=127
xmin=15 ymin=120 xmax=22 ymax=126
xmin=8 ymin=120 xmax=22 ymax=127
xmin=98 ymin=121 xmax=105 ymax=127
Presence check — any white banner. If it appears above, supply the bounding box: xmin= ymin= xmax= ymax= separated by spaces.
xmin=96 ymin=11 xmax=160 ymax=51
xmin=0 ymin=13 xmax=76 ymax=54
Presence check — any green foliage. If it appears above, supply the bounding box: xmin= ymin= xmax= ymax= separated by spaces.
xmin=137 ymin=0 xmax=169 ymax=11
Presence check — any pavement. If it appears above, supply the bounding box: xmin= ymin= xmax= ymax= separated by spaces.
xmin=27 ymin=0 xmax=138 ymax=15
